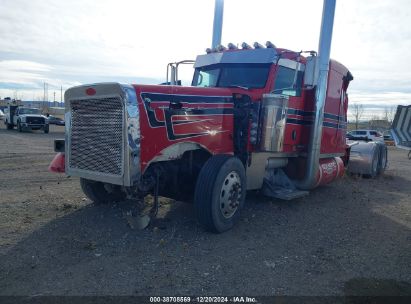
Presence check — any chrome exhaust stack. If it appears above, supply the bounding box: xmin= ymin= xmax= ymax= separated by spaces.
xmin=212 ymin=0 xmax=224 ymax=49
xmin=295 ymin=0 xmax=336 ymax=190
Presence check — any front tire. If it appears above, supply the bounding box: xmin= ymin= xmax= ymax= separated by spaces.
xmin=44 ymin=125 xmax=49 ymax=134
xmin=6 ymin=120 xmax=13 ymax=130
xmin=80 ymin=178 xmax=125 ymax=204
xmin=17 ymin=121 xmax=22 ymax=132
xmin=194 ymin=155 xmax=246 ymax=233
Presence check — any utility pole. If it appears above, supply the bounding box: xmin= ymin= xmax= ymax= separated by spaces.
xmin=53 ymin=91 xmax=56 ymax=107
xmin=60 ymin=85 xmax=63 ymax=104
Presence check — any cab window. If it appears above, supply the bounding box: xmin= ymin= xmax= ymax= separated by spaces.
xmin=272 ymin=66 xmax=303 ymax=97
xmin=192 ymin=63 xmax=270 ymax=89
xmin=193 ymin=68 xmax=219 ymax=87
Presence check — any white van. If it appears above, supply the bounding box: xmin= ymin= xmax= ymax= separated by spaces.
xmin=347 ymin=129 xmax=384 ymax=141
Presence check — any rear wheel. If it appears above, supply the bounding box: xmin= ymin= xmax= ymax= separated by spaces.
xmin=377 ymin=143 xmax=388 ymax=174
xmin=194 ymin=155 xmax=246 ymax=233
xmin=80 ymin=178 xmax=125 ymax=204
xmin=364 ymin=148 xmax=379 ymax=178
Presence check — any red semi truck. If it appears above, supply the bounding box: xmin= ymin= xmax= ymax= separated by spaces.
xmin=49 ymin=42 xmax=387 ymax=232
xmin=49 ymin=0 xmax=387 ymax=233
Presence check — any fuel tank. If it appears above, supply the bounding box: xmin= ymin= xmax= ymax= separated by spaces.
xmin=314 ymin=157 xmax=345 ymax=187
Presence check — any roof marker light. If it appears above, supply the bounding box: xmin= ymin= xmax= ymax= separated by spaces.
xmin=86 ymin=87 xmax=96 ymax=96
xmin=266 ymin=41 xmax=276 ymax=48
xmin=253 ymin=42 xmax=264 ymax=49
xmin=216 ymin=44 xmax=227 ymax=52
xmin=206 ymin=48 xmax=213 ymax=54
xmin=241 ymin=42 xmax=252 ymax=49
xmin=227 ymin=43 xmax=238 ymax=50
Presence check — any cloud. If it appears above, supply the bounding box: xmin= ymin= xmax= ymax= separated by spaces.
xmin=0 ymin=0 xmax=410 ymax=111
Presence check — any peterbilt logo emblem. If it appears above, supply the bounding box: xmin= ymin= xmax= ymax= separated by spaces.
xmin=144 ymin=98 xmax=151 ymax=103
xmin=321 ymin=162 xmax=337 ymax=175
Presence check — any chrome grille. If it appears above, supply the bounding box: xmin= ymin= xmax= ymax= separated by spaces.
xmin=69 ymin=97 xmax=124 ymax=176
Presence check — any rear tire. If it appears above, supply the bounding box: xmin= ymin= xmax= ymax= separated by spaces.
xmin=80 ymin=178 xmax=125 ymax=204
xmin=364 ymin=147 xmax=379 ymax=178
xmin=6 ymin=120 xmax=13 ymax=130
xmin=194 ymin=155 xmax=246 ymax=233
xmin=377 ymin=143 xmax=387 ymax=175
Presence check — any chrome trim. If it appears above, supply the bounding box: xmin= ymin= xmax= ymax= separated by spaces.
xmin=194 ymin=48 xmax=279 ymax=68
xmin=278 ymin=58 xmax=305 ymax=71
xmin=64 ymin=83 xmax=140 ymax=187
xmin=260 ymin=94 xmax=288 ymax=152
xmin=123 ymin=84 xmax=141 ymax=186
xmin=212 ymin=0 xmax=224 ymax=49
xmin=294 ymin=0 xmax=336 ymax=190
xmin=246 ymin=152 xmax=289 ymax=190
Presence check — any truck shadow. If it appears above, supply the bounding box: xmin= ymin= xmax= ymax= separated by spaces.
xmin=1 ymin=173 xmax=410 ymax=295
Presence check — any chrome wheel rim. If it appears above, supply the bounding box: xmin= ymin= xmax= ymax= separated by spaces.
xmin=219 ymin=171 xmax=242 ymax=219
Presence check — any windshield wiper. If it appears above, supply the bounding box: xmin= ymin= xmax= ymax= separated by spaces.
xmin=225 ymin=85 xmax=250 ymax=90
xmin=270 ymin=87 xmax=297 ymax=94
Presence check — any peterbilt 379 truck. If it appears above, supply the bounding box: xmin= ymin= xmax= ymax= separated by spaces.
xmin=49 ymin=42 xmax=387 ymax=233
xmin=49 ymin=0 xmax=387 ymax=233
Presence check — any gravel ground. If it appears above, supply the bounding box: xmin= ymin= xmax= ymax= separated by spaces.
xmin=0 ymin=123 xmax=410 ymax=296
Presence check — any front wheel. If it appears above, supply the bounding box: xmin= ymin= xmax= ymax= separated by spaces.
xmin=6 ymin=120 xmax=13 ymax=130
xmin=17 ymin=121 xmax=22 ymax=132
xmin=194 ymin=155 xmax=246 ymax=233
xmin=44 ymin=125 xmax=49 ymax=133
xmin=80 ymin=178 xmax=125 ymax=204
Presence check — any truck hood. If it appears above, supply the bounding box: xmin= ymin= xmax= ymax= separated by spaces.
xmin=20 ymin=114 xmax=47 ymax=118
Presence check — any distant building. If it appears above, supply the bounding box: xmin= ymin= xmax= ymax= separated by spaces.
xmin=347 ymin=119 xmax=391 ymax=131
xmin=0 ymin=98 xmax=23 ymax=110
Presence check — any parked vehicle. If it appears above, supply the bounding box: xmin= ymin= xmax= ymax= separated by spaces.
xmin=49 ymin=0 xmax=387 ymax=233
xmin=0 ymin=109 xmax=4 ymax=120
xmin=347 ymin=130 xmax=383 ymax=141
xmin=47 ymin=115 xmax=65 ymax=126
xmin=4 ymin=106 xmax=49 ymax=133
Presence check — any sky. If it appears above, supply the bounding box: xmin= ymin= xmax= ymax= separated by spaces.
xmin=0 ymin=0 xmax=410 ymax=120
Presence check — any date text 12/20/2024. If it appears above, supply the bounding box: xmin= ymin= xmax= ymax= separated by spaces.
xmin=149 ymin=297 xmax=257 ymax=303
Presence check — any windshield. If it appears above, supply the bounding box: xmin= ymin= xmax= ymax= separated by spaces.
xmin=19 ymin=108 xmax=41 ymax=115
xmin=192 ymin=63 xmax=270 ymax=89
